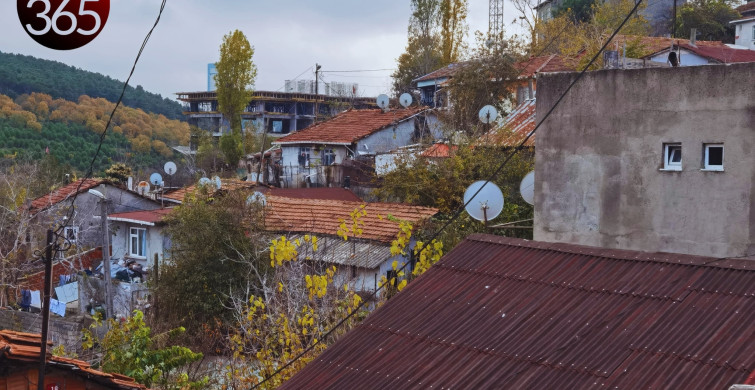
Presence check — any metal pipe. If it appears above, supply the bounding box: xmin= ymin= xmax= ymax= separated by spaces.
xmin=37 ymin=229 xmax=53 ymax=390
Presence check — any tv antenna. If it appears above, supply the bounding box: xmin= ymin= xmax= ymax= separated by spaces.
xmin=399 ymin=93 xmax=412 ymax=108
xmin=464 ymin=180 xmax=504 ymax=226
xmin=246 ymin=191 xmax=267 ymax=207
xmin=376 ymin=94 xmax=390 ymax=111
xmin=519 ymin=171 xmax=535 ymax=206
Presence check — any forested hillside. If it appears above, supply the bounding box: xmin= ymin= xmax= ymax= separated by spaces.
xmin=0 ymin=51 xmax=184 ymax=120
xmin=0 ymin=92 xmax=190 ymax=173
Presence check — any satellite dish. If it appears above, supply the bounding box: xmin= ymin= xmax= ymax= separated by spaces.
xmin=212 ymin=176 xmax=222 ymax=190
xmin=136 ymin=181 xmax=151 ymax=196
xmin=198 ymin=177 xmax=211 ymax=187
xmin=246 ymin=191 xmax=267 ymax=207
xmin=519 ymin=171 xmax=535 ymax=206
xmin=149 ymin=173 xmax=163 ymax=186
xmin=399 ymin=93 xmax=413 ymax=108
xmin=376 ymin=94 xmax=390 ymax=110
xmin=478 ymin=105 xmax=499 ymax=124
xmin=463 ymin=181 xmax=504 ymax=222
xmin=164 ymin=161 xmax=177 ymax=176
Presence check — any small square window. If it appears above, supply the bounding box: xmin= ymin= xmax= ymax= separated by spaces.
xmin=663 ymin=143 xmax=682 ymax=170
xmin=704 ymin=144 xmax=724 ymax=171
xmin=64 ymin=226 xmax=78 ymax=243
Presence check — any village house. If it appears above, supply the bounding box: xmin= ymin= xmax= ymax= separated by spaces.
xmin=272 ymin=107 xmax=442 ymax=188
xmin=732 ymin=1 xmax=755 ymax=50
xmin=280 ymin=234 xmax=755 ymax=389
xmin=535 ymin=62 xmax=755 ymax=258
xmin=264 ymin=195 xmax=438 ymax=294
xmin=107 ymin=208 xmax=174 ymax=270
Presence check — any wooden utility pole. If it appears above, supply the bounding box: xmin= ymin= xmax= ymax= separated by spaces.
xmin=37 ymin=230 xmax=54 ymax=390
xmin=100 ymin=197 xmax=114 ymax=320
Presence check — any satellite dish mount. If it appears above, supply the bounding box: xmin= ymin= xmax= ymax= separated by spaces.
xmin=376 ymin=94 xmax=390 ymax=112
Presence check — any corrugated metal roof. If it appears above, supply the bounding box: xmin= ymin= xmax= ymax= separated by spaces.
xmin=478 ymin=98 xmax=536 ymax=147
xmin=281 ymin=234 xmax=755 ymax=389
xmin=290 ymin=234 xmax=392 ymax=269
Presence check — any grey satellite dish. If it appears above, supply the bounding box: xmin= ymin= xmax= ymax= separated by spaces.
xmin=136 ymin=181 xmax=150 ymax=196
xmin=149 ymin=173 xmax=163 ymax=186
xmin=164 ymin=161 xmax=177 ymax=175
xmin=246 ymin=191 xmax=267 ymax=207
xmin=519 ymin=171 xmax=535 ymax=206
xmin=376 ymin=94 xmax=390 ymax=110
xmin=478 ymin=105 xmax=499 ymax=124
xmin=399 ymin=93 xmax=413 ymax=108
xmin=212 ymin=176 xmax=222 ymax=190
xmin=198 ymin=177 xmax=211 ymax=187
xmin=464 ymin=180 xmax=504 ymax=222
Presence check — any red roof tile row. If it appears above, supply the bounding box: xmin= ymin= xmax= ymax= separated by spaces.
xmin=265 ymin=196 xmax=438 ymax=243
xmin=273 ymin=108 xmax=427 ymax=145
xmin=281 ymin=234 xmax=755 ymax=389
xmin=267 ymin=187 xmax=361 ymax=202
xmin=420 ymin=143 xmax=457 ymax=158
xmin=162 ymin=178 xmax=258 ymax=202
xmin=108 ymin=208 xmax=174 ymax=225
xmin=29 ymin=178 xmax=106 ymax=212
xmin=0 ymin=330 xmax=147 ymax=389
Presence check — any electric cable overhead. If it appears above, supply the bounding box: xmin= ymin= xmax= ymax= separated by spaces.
xmin=54 ymin=0 xmax=167 ymax=238
xmin=276 ymin=66 xmax=315 ymax=92
xmin=321 ymin=68 xmax=394 ymax=73
xmin=251 ymin=0 xmax=645 ymax=386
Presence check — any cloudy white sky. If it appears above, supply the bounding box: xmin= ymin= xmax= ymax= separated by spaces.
xmin=0 ymin=0 xmax=522 ymax=100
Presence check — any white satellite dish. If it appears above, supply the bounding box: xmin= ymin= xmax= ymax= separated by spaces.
xmin=376 ymin=94 xmax=390 ymax=110
xmin=519 ymin=171 xmax=535 ymax=206
xmin=399 ymin=93 xmax=413 ymax=108
xmin=464 ymin=180 xmax=504 ymax=222
xmin=246 ymin=191 xmax=267 ymax=207
xmin=478 ymin=105 xmax=499 ymax=124
xmin=149 ymin=173 xmax=163 ymax=186
xmin=198 ymin=177 xmax=211 ymax=187
xmin=136 ymin=181 xmax=151 ymax=196
xmin=212 ymin=176 xmax=222 ymax=190
xmin=164 ymin=161 xmax=177 ymax=176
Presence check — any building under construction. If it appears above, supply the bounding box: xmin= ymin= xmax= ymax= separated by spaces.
xmin=176 ymin=90 xmax=376 ymax=138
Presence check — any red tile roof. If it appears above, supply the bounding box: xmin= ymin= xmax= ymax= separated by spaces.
xmin=281 ymin=234 xmax=755 ymax=389
xmin=266 ymin=187 xmax=361 ymax=202
xmin=413 ymin=62 xmax=468 ymax=83
xmin=108 ymin=208 xmax=174 ymax=225
xmin=0 ymin=330 xmax=147 ymax=389
xmin=29 ymin=178 xmax=106 ymax=212
xmin=274 ymin=108 xmax=427 ymax=145
xmin=265 ymin=196 xmax=438 ymax=242
xmin=736 ymin=2 xmax=755 ymax=15
xmin=479 ymin=98 xmax=537 ymax=147
xmin=516 ymin=54 xmax=576 ymax=78
xmin=678 ymin=43 xmax=755 ymax=63
xmin=420 ymin=143 xmax=457 ymax=158
xmin=163 ymin=179 xmax=259 ymax=202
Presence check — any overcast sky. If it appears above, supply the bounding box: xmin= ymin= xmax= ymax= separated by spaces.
xmin=0 ymin=0 xmax=522 ymax=100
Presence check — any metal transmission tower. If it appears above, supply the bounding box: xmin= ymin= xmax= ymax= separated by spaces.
xmin=489 ymin=0 xmax=505 ymax=41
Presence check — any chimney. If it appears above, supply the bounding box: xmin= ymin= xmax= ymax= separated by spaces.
xmin=527 ymin=79 xmax=534 ymax=100
xmin=127 ymin=176 xmax=134 ymax=191
xmin=690 ymin=28 xmax=697 ymax=47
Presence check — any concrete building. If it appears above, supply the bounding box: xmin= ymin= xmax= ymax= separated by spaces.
xmin=207 ymin=63 xmax=217 ymax=91
xmin=534 ymin=62 xmax=755 ymax=258
xmin=732 ymin=1 xmax=755 ymax=50
xmin=176 ymin=90 xmax=376 ymax=141
xmin=284 ymin=79 xmax=359 ymax=97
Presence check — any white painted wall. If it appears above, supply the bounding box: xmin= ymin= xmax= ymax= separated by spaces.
xmin=110 ymin=222 xmax=166 ymax=268
xmin=648 ymin=49 xmax=712 ymax=66
xmin=734 ymin=20 xmax=755 ymax=50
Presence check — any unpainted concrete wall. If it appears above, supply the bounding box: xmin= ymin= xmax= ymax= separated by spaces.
xmin=534 ymin=63 xmax=755 ymax=258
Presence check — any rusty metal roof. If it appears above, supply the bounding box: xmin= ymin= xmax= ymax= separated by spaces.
xmin=289 ymin=234 xmax=392 ymax=269
xmin=281 ymin=234 xmax=755 ymax=389
xmin=478 ymin=98 xmax=536 ymax=147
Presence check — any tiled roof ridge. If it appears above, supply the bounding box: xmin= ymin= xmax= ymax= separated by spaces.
xmin=29 ymin=178 xmax=109 ymax=212
xmin=465 ymin=234 xmax=755 ymax=270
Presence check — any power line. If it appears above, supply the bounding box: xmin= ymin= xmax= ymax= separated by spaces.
xmin=276 ymin=66 xmax=315 ymax=92
xmin=251 ymin=0 xmax=645 ymax=386
xmin=321 ymin=68 xmax=395 ymax=73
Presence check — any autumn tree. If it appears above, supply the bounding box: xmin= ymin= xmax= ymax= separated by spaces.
xmin=105 ymin=162 xmax=132 ymax=184
xmin=439 ymin=0 xmax=469 ymax=64
xmin=676 ymin=0 xmax=741 ymax=41
xmin=214 ymin=30 xmax=257 ymax=167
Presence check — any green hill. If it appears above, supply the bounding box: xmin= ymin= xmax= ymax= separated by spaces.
xmin=0 ymin=51 xmax=184 ymax=120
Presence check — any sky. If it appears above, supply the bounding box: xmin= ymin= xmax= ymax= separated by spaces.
xmin=0 ymin=0 xmax=522 ymax=101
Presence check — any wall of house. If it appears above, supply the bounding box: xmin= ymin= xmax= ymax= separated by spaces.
xmin=110 ymin=222 xmax=166 ymax=267
xmin=647 ymin=49 xmax=711 ymax=66
xmin=734 ymin=20 xmax=755 ymax=50
xmin=534 ymin=63 xmax=755 ymax=258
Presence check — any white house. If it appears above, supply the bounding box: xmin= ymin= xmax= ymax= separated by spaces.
xmin=107 ymin=208 xmax=174 ymax=269
xmin=732 ymin=1 xmax=755 ymax=50
xmin=272 ymin=108 xmax=441 ymax=188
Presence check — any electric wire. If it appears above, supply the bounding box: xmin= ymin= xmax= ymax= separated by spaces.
xmin=276 ymin=66 xmax=315 ymax=92
xmin=53 ymin=0 xmax=168 ymax=239
xmin=321 ymin=68 xmax=395 ymax=73
xmin=251 ymin=1 xmax=645 ymax=387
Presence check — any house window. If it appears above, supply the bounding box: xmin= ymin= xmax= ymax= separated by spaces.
xmin=752 ymin=25 xmax=755 ymax=40
xmin=322 ymin=148 xmax=336 ymax=165
xmin=703 ymin=143 xmax=724 ymax=171
xmin=129 ymin=228 xmax=146 ymax=258
xmin=64 ymin=226 xmax=78 ymax=243
xmin=298 ymin=147 xmax=311 ymax=167
xmin=663 ymin=143 xmax=682 ymax=170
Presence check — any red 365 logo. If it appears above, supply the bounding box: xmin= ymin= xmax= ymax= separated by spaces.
xmin=18 ymin=0 xmax=110 ymax=50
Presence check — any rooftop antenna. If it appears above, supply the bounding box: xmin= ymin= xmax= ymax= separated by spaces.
xmin=246 ymin=191 xmax=267 ymax=207
xmin=136 ymin=181 xmax=151 ymax=196
xmin=376 ymin=94 xmax=390 ymax=112
xmin=489 ymin=0 xmax=504 ymax=45
xmin=464 ymin=180 xmax=504 ymax=226
xmin=399 ymin=93 xmax=413 ymax=108
xmin=519 ymin=171 xmax=535 ymax=206
xmin=163 ymin=161 xmax=177 ymax=197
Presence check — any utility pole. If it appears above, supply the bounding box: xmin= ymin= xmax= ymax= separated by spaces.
xmin=98 ymin=195 xmax=114 ymax=320
xmin=314 ymin=63 xmax=321 ymax=124
xmin=37 ymin=229 xmax=54 ymax=390
xmin=672 ymin=0 xmax=677 ymax=38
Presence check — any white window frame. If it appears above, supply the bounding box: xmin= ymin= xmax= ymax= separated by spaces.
xmin=663 ymin=143 xmax=682 ymax=171
xmin=322 ymin=148 xmax=336 ymax=166
xmin=129 ymin=227 xmax=146 ymax=258
xmin=64 ymin=226 xmax=79 ymax=243
xmin=703 ymin=143 xmax=724 ymax=171
xmin=752 ymin=25 xmax=755 ymax=40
